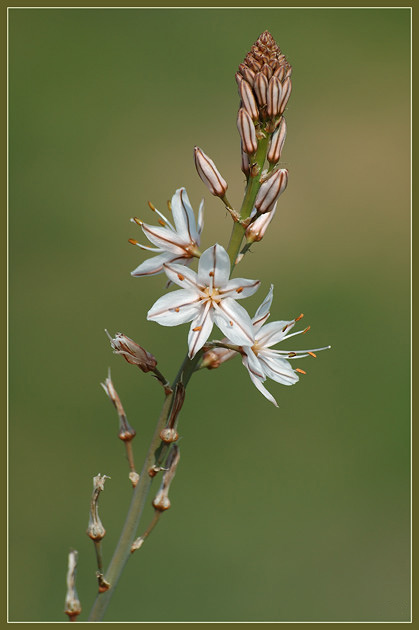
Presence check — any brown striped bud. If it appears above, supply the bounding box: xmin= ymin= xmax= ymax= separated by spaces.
xmin=255 ymin=168 xmax=288 ymax=214
xmin=238 ymin=79 xmax=259 ymax=121
xmin=237 ymin=108 xmax=258 ymax=155
xmin=194 ymin=146 xmax=228 ymax=198
xmin=273 ymin=66 xmax=285 ymax=82
xmin=64 ymin=550 xmax=82 ymax=622
xmin=267 ymin=118 xmax=287 ymax=164
xmin=267 ymin=76 xmax=283 ymax=118
xmin=245 ymin=203 xmax=277 ymax=243
xmin=238 ymin=63 xmax=255 ymax=86
xmin=254 ymin=72 xmax=269 ymax=107
xmin=241 ymin=143 xmax=250 ymax=176
xmin=279 ymin=77 xmax=292 ymax=115
xmin=260 ymin=63 xmax=273 ymax=80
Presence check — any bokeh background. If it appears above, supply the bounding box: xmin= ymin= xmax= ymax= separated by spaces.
xmin=9 ymin=7 xmax=411 ymax=622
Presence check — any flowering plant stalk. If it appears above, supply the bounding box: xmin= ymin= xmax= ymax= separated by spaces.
xmin=64 ymin=31 xmax=330 ymax=622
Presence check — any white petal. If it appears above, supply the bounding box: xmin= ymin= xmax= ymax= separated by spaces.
xmin=187 ymin=302 xmax=214 ymax=358
xmin=141 ymin=222 xmax=188 ymax=254
xmin=213 ymin=298 xmax=255 ymax=346
xmin=147 ymin=289 xmax=201 ymax=326
xmin=197 ymin=244 xmax=231 ymax=288
xmin=242 ymin=347 xmax=265 ymax=379
xmin=220 ymin=277 xmax=260 ymax=299
xmin=171 ymin=188 xmax=199 ymax=243
xmin=243 ymin=357 xmax=278 ymax=407
xmin=131 ymin=252 xmax=172 ymax=277
xmin=256 ymin=320 xmax=295 ymax=348
xmin=259 ymin=353 xmax=299 ymax=386
xmin=163 ymin=262 xmax=201 ymax=291
xmin=252 ymin=285 xmax=274 ymax=331
xmin=197 ymin=199 xmax=204 ymax=235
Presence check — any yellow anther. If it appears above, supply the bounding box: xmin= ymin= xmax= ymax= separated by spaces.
xmin=295 ymin=313 xmax=304 ymax=322
xmin=295 ymin=368 xmax=306 ymax=375
xmin=303 ymin=326 xmax=311 ymax=334
xmin=148 ymin=201 xmax=157 ymax=211
xmin=192 ymin=326 xmax=202 ymax=332
xmin=128 ymin=239 xmax=139 ymax=245
xmin=308 ymin=351 xmax=317 ymax=358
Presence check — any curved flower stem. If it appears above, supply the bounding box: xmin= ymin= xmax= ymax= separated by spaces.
xmin=227 ymin=134 xmax=269 ymax=267
xmin=87 ymin=352 xmax=202 ymax=621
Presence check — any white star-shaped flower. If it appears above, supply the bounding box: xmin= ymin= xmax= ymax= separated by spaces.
xmin=147 ymin=244 xmax=260 ymax=358
xmin=130 ymin=187 xmax=204 ymax=277
xmin=238 ymin=286 xmax=331 ymax=406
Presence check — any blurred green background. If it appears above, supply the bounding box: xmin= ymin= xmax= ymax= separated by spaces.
xmin=9 ymin=7 xmax=410 ymax=622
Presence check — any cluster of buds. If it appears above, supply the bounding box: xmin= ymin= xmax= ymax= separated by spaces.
xmin=236 ymin=30 xmax=292 ymax=139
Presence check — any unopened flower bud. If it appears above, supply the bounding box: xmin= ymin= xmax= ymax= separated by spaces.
xmin=152 ymin=445 xmax=180 ymax=512
xmin=254 ymin=71 xmax=269 ymax=107
xmin=279 ymin=77 xmax=292 ymax=115
xmin=255 ymin=168 xmax=288 ymax=214
xmin=267 ymin=118 xmax=287 ymax=164
xmin=194 ymin=146 xmax=228 ymax=198
xmin=238 ymin=63 xmax=255 ymax=86
xmin=245 ymin=203 xmax=277 ymax=243
xmin=201 ymin=346 xmax=236 ymax=369
xmin=241 ymin=144 xmax=250 ymax=176
xmin=273 ymin=66 xmax=285 ymax=82
xmin=260 ymin=62 xmax=273 ymax=80
xmin=64 ymin=550 xmax=82 ymax=622
xmin=106 ymin=331 xmax=157 ymax=373
xmin=86 ymin=474 xmax=110 ymax=541
xmin=238 ymin=79 xmax=259 ymax=121
xmin=267 ymin=76 xmax=282 ymax=118
xmin=237 ymin=108 xmax=258 ymax=155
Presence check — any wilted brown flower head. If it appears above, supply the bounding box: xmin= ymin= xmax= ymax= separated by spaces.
xmin=106 ymin=331 xmax=157 ymax=373
xmin=237 ymin=31 xmax=292 ymax=131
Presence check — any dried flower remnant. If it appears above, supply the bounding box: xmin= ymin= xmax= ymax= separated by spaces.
xmin=130 ymin=187 xmax=204 ymax=277
xmin=64 ymin=550 xmax=82 ymax=622
xmin=160 ymin=382 xmax=185 ymax=443
xmin=106 ymin=331 xmax=157 ymax=373
xmin=152 ymin=445 xmax=181 ymax=512
xmin=86 ymin=474 xmax=110 ymax=541
xmin=101 ymin=370 xmax=136 ymax=442
xmin=147 ymin=244 xmax=260 ymax=358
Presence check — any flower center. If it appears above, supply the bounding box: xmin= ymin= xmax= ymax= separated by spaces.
xmin=202 ymin=286 xmax=222 ymax=304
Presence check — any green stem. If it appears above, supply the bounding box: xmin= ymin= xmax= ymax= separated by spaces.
xmin=226 ymin=134 xmax=269 ymax=267
xmin=87 ymin=352 xmax=201 ymax=621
